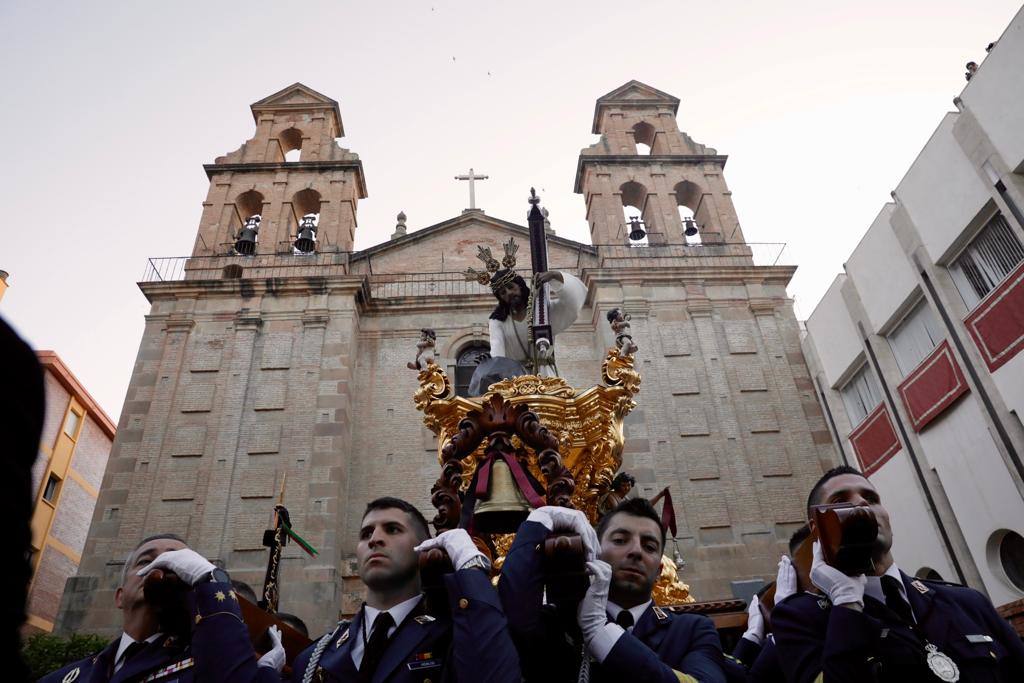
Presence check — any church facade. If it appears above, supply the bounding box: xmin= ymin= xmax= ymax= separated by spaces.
xmin=55 ymin=81 xmax=837 ymax=636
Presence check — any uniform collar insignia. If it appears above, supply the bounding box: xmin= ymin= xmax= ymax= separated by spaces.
xmin=817 ymin=598 xmax=830 ymax=610
xmin=911 ymin=579 xmax=930 ymax=594
xmin=336 ymin=628 xmax=350 ymax=647
xmin=414 ymin=614 xmax=436 ymax=624
xmin=652 ymin=606 xmax=669 ymax=621
xmin=62 ymin=667 xmax=81 ymax=683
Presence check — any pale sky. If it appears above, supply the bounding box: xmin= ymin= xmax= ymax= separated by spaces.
xmin=0 ymin=1 xmax=1018 ymax=421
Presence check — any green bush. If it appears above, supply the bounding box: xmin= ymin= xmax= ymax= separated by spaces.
xmin=23 ymin=632 xmax=109 ymax=680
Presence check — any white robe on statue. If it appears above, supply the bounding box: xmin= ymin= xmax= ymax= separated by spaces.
xmin=487 ymin=272 xmax=587 ymax=377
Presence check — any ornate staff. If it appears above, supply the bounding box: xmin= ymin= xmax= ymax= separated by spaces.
xmin=259 ymin=474 xmax=319 ymax=612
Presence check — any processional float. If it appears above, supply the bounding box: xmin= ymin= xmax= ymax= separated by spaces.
xmin=414 ymin=188 xmax=696 ymax=608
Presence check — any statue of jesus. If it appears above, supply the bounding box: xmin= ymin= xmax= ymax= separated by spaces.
xmin=485 ymin=264 xmax=586 ymax=377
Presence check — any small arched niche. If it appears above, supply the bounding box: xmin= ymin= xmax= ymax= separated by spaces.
xmin=633 ymin=121 xmax=655 ymax=156
xmin=914 ymin=566 xmax=943 ymax=581
xmin=280 ymin=127 xmax=303 ymax=162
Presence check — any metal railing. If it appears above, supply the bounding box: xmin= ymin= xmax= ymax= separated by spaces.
xmin=142 ymin=252 xmax=352 ymax=283
xmin=590 ymin=242 xmax=790 ymax=268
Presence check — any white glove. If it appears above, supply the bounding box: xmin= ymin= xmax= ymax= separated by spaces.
xmin=810 ymin=541 xmax=866 ymax=607
xmin=742 ymin=595 xmax=765 ymax=644
xmin=257 ymin=625 xmax=285 ymax=671
xmin=775 ymin=555 xmax=798 ymax=604
xmin=526 ymin=506 xmax=600 ymax=561
xmin=136 ymin=548 xmax=216 ymax=587
xmin=414 ymin=528 xmax=489 ymax=571
xmin=577 ymin=560 xmax=613 ymax=644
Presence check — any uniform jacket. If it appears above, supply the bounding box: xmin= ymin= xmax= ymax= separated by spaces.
xmin=291 ymin=568 xmax=520 ymax=683
xmin=772 ymin=571 xmax=1024 ymax=682
xmin=724 ymin=635 xmax=784 ymax=683
xmin=499 ymin=519 xmax=725 ymax=683
xmin=39 ymin=581 xmax=271 ymax=683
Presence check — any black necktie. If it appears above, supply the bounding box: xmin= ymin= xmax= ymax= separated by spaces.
xmin=881 ymin=575 xmax=914 ymax=624
xmin=614 ymin=610 xmax=635 ymax=629
xmin=119 ymin=640 xmax=147 ymax=669
xmin=359 ymin=611 xmax=395 ymax=682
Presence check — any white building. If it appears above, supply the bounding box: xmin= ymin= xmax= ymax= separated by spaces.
xmin=801 ymin=9 xmax=1024 ymax=608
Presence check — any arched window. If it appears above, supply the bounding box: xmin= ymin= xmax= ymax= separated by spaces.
xmin=222 ymin=264 xmax=244 ymax=279
xmin=455 ymin=342 xmax=490 ymax=397
xmin=620 ymin=181 xmax=649 ymax=245
xmin=291 ymin=188 xmax=322 ymax=252
xmin=674 ymin=181 xmax=703 ymax=244
xmin=280 ymin=127 xmax=303 ymax=162
xmin=633 ymin=121 xmax=655 ymax=156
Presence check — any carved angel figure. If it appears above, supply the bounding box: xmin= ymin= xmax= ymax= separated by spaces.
xmin=607 ymin=308 xmax=638 ymax=358
xmin=408 ymin=328 xmax=437 ymax=370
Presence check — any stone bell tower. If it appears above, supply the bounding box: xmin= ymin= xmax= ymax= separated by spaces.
xmin=575 ymin=80 xmax=745 ymax=246
xmin=193 ymin=82 xmax=367 ymax=256
xmin=55 ymin=83 xmax=369 ymax=637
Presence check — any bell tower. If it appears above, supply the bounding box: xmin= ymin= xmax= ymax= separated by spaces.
xmin=192 ymin=83 xmax=367 ymax=257
xmin=575 ymin=80 xmax=745 ymax=246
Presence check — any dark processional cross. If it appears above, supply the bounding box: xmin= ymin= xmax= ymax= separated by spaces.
xmin=527 ymin=188 xmax=553 ymax=369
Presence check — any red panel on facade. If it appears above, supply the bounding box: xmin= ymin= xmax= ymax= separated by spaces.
xmin=964 ymin=260 xmax=1024 ymax=371
xmin=849 ymin=403 xmax=901 ymax=476
xmin=897 ymin=341 xmax=969 ymax=432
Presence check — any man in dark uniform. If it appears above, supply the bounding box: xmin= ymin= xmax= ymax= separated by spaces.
xmin=291 ymin=496 xmax=520 ymax=683
xmin=772 ymin=465 xmax=1024 ymax=682
xmin=724 ymin=525 xmax=808 ymax=682
xmin=500 ymin=498 xmax=725 ymax=682
xmin=40 ymin=533 xmax=282 ymax=682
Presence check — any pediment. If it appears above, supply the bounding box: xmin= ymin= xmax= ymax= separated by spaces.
xmin=252 ymin=82 xmax=338 ymax=108
xmin=592 ymin=80 xmax=680 ymax=133
xmin=250 ymin=82 xmax=344 ymax=133
xmin=352 ymin=211 xmax=593 ymax=276
xmin=597 ymin=80 xmax=680 ymax=106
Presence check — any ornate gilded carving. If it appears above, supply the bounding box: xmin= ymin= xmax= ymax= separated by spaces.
xmin=653 ymin=554 xmax=695 ymax=605
xmin=414 ymin=349 xmax=642 ymax=524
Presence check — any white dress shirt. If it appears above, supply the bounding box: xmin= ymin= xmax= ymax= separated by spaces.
xmin=864 ymin=563 xmax=915 ymax=623
xmin=351 ymin=594 xmax=424 ymax=669
xmin=113 ymin=632 xmax=163 ymax=673
xmin=588 ymin=599 xmax=653 ymax=663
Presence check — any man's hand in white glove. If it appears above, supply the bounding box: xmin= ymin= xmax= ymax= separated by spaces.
xmin=526 ymin=506 xmax=600 ymax=561
xmin=742 ymin=595 xmax=765 ymax=644
xmin=257 ymin=625 xmax=285 ymax=672
xmin=577 ymin=560 xmax=613 ymax=645
xmin=136 ymin=548 xmax=216 ymax=587
xmin=414 ymin=528 xmax=490 ymax=572
xmin=774 ymin=555 xmax=798 ymax=604
xmin=810 ymin=541 xmax=866 ymax=610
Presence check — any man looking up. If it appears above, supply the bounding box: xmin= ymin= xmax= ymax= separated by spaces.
xmin=501 ymin=499 xmax=725 ymax=682
xmin=291 ymin=496 xmax=520 ymax=683
xmin=40 ymin=533 xmax=282 ymax=682
xmin=772 ymin=465 xmax=1024 ymax=682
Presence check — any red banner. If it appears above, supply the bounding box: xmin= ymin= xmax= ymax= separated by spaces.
xmin=849 ymin=403 xmax=901 ymax=476
xmin=965 ymin=260 xmax=1024 ymax=371
xmin=897 ymin=341 xmax=969 ymax=432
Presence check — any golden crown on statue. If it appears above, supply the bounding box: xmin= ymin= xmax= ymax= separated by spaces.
xmin=464 ymin=238 xmax=519 ymax=291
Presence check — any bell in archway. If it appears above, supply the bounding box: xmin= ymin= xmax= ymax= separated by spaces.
xmin=628 ymin=216 xmax=646 ymax=241
xmin=235 ymin=215 xmax=261 ymax=255
xmin=683 ymin=217 xmax=699 ymax=237
xmin=474 ymin=458 xmax=531 ymax=534
xmin=294 ymin=214 xmax=318 ymax=253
